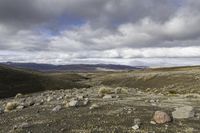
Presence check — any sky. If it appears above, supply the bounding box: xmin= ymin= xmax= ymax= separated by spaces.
xmin=0 ymin=0 xmax=200 ymax=67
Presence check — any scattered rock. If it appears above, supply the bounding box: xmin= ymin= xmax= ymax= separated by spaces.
xmin=102 ymin=95 xmax=113 ymax=99
xmin=52 ymin=105 xmax=62 ymax=112
xmin=76 ymin=95 xmax=85 ymax=100
xmin=13 ymin=122 xmax=31 ymax=130
xmin=83 ymin=98 xmax=89 ymax=105
xmin=5 ymin=102 xmax=18 ymax=112
xmin=153 ymin=111 xmax=171 ymax=124
xmin=47 ymin=96 xmax=53 ymax=102
xmin=150 ymin=120 xmax=156 ymax=125
xmin=67 ymin=97 xmax=89 ymax=107
xmin=123 ymin=107 xmax=136 ymax=114
xmin=89 ymin=103 xmax=100 ymax=110
xmin=172 ymin=106 xmax=195 ymax=119
xmin=150 ymin=99 xmax=159 ymax=103
xmin=16 ymin=105 xmax=25 ymax=110
xmin=132 ymin=124 xmax=140 ymax=130
xmin=56 ymin=96 xmax=63 ymax=100
xmin=19 ymin=122 xmax=31 ymax=129
xmin=68 ymin=99 xmax=79 ymax=107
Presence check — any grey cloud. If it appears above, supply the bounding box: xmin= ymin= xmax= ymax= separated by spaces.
xmin=1 ymin=0 xmax=200 ymax=65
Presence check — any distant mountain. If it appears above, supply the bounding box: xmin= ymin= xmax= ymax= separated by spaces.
xmin=0 ymin=62 xmax=146 ymax=72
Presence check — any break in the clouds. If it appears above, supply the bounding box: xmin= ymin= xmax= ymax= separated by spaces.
xmin=0 ymin=0 xmax=200 ymax=66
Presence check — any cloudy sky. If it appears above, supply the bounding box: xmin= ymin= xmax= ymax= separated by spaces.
xmin=0 ymin=0 xmax=200 ymax=67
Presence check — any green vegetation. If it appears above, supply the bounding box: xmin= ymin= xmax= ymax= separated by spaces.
xmin=0 ymin=65 xmax=89 ymax=98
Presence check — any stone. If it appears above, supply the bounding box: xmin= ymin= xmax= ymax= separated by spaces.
xmin=19 ymin=122 xmax=31 ymax=129
xmin=102 ymin=95 xmax=113 ymax=99
xmin=52 ymin=105 xmax=62 ymax=112
xmin=56 ymin=96 xmax=63 ymax=100
xmin=172 ymin=106 xmax=195 ymax=119
xmin=83 ymin=98 xmax=89 ymax=105
xmin=77 ymin=95 xmax=85 ymax=100
xmin=132 ymin=124 xmax=139 ymax=130
xmin=47 ymin=96 xmax=53 ymax=102
xmin=150 ymin=121 xmax=156 ymax=125
xmin=153 ymin=111 xmax=171 ymax=124
xmin=5 ymin=102 xmax=18 ymax=112
xmin=150 ymin=99 xmax=156 ymax=103
xmin=68 ymin=99 xmax=79 ymax=107
xmin=17 ymin=105 xmax=25 ymax=110
xmin=89 ymin=104 xmax=100 ymax=110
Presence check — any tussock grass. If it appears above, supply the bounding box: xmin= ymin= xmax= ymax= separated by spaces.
xmin=98 ymin=86 xmax=113 ymax=95
xmin=114 ymin=87 xmax=128 ymax=94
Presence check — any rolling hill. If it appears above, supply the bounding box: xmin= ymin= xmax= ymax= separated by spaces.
xmin=0 ymin=65 xmax=89 ymax=98
xmin=91 ymin=66 xmax=200 ymax=94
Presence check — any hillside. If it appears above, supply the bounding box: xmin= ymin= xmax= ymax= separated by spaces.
xmin=0 ymin=65 xmax=89 ymax=98
xmin=91 ymin=66 xmax=200 ymax=94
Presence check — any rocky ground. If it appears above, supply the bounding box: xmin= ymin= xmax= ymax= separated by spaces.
xmin=0 ymin=86 xmax=200 ymax=133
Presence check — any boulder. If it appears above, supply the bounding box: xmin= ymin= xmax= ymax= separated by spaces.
xmin=153 ymin=111 xmax=171 ymax=124
xmin=5 ymin=102 xmax=18 ymax=112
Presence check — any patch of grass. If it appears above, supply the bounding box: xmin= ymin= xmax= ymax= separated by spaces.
xmin=98 ymin=86 xmax=113 ymax=95
xmin=114 ymin=87 xmax=128 ymax=94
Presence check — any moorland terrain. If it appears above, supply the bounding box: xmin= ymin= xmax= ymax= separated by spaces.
xmin=0 ymin=64 xmax=200 ymax=133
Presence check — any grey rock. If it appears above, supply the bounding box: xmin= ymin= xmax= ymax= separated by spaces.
xmin=102 ymin=95 xmax=113 ymax=99
xmin=172 ymin=106 xmax=195 ymax=119
xmin=150 ymin=121 xmax=156 ymax=125
xmin=52 ymin=105 xmax=62 ymax=112
xmin=19 ymin=122 xmax=31 ymax=129
xmin=77 ymin=95 xmax=85 ymax=100
xmin=83 ymin=98 xmax=89 ymax=106
xmin=17 ymin=105 xmax=25 ymax=110
xmin=89 ymin=104 xmax=100 ymax=110
xmin=14 ymin=122 xmax=31 ymax=130
xmin=132 ymin=124 xmax=140 ymax=130
xmin=68 ymin=99 xmax=79 ymax=107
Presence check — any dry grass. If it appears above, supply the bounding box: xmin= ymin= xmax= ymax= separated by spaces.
xmin=98 ymin=86 xmax=113 ymax=95
xmin=114 ymin=87 xmax=128 ymax=94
